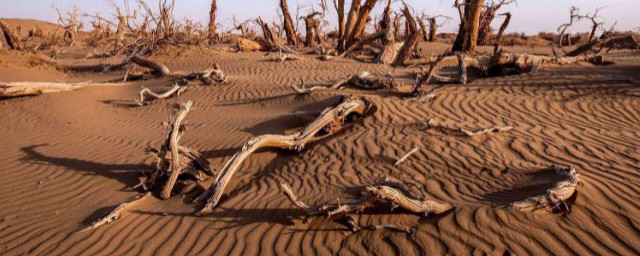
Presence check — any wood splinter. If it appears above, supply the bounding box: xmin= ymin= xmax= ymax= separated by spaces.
xmin=79 ymin=192 xmax=151 ymax=232
xmin=195 ymin=97 xmax=375 ymax=215
xmin=140 ymin=101 xmax=215 ymax=199
xmin=508 ymin=165 xmax=581 ymax=213
xmin=394 ymin=147 xmax=420 ymax=166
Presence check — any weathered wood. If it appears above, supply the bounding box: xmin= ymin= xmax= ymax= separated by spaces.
xmin=509 ymin=166 xmax=581 ymax=212
xmin=280 ymin=0 xmax=298 ymax=45
xmin=394 ymin=147 xmax=419 ymax=166
xmin=0 ymin=81 xmax=134 ymax=98
xmin=138 ymin=84 xmax=187 ymax=105
xmin=161 ymin=101 xmax=193 ymax=199
xmin=142 ymin=101 xmax=215 ymax=196
xmin=237 ymin=37 xmax=269 ymax=52
xmin=131 ymin=55 xmax=171 ymax=77
xmin=196 ymin=97 xmax=374 ymax=215
xmin=344 ymin=0 xmax=378 ymax=49
xmin=280 ymin=179 xmax=453 ymax=220
xmin=292 ymin=71 xmax=400 ymax=94
xmin=426 ymin=119 xmax=513 ymax=137
xmin=79 ymin=193 xmax=151 ymax=232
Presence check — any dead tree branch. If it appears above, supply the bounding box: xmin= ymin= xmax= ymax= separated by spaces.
xmin=195 ymin=97 xmax=375 ymax=215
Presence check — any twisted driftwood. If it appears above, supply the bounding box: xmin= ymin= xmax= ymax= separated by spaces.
xmin=280 ymin=178 xmax=453 ymax=222
xmin=195 ymin=97 xmax=375 ymax=215
xmin=140 ymin=101 xmax=215 ymax=198
xmin=508 ymin=166 xmax=581 ymax=212
xmin=137 ymin=84 xmax=187 ymax=105
xmin=80 ymin=193 xmax=151 ymax=232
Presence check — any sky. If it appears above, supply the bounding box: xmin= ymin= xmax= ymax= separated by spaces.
xmin=0 ymin=0 xmax=638 ymax=35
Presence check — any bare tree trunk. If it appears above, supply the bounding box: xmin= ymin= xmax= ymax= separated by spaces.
xmin=452 ymin=0 xmax=484 ymax=53
xmin=344 ymin=0 xmax=378 ymax=49
xmin=429 ymin=18 xmax=437 ymax=42
xmin=301 ymin=13 xmax=321 ymax=47
xmin=417 ymin=18 xmax=429 ymax=42
xmin=335 ymin=0 xmax=346 ymax=51
xmin=256 ymin=17 xmax=275 ymax=45
xmin=344 ymin=0 xmax=361 ymax=46
xmin=465 ymin=0 xmax=484 ymax=53
xmin=0 ymin=19 xmax=23 ymax=50
xmin=393 ymin=5 xmax=422 ymax=66
xmin=451 ymin=0 xmax=468 ymax=52
xmin=208 ymin=0 xmax=218 ymax=40
xmin=280 ymin=0 xmax=297 ymax=45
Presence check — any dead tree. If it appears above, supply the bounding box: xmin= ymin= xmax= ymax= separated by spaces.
xmin=141 ymin=101 xmax=215 ymax=198
xmin=0 ymin=19 xmax=23 ymax=50
xmin=256 ymin=16 xmax=276 ymax=46
xmin=108 ymin=0 xmax=137 ymax=47
xmin=580 ymin=8 xmax=604 ymax=43
xmin=557 ymin=6 xmax=580 ymax=46
xmin=394 ymin=4 xmax=422 ymax=66
xmin=292 ymin=71 xmax=400 ymax=94
xmin=53 ymin=4 xmax=83 ymax=46
xmin=280 ymin=0 xmax=298 ymax=45
xmin=300 ymin=12 xmax=323 ymax=47
xmin=451 ymin=0 xmax=484 ymax=53
xmin=195 ymin=97 xmax=375 ymax=215
xmin=343 ymin=0 xmax=379 ymax=50
xmin=208 ymin=0 xmax=218 ymax=40
xmin=477 ymin=0 xmax=515 ymax=46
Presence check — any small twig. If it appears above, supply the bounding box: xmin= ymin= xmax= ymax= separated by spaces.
xmin=394 ymin=147 xmax=419 ymax=166
xmin=79 ymin=193 xmax=151 ymax=232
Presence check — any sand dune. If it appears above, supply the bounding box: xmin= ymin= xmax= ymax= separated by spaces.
xmin=1 ymin=44 xmax=639 ymax=255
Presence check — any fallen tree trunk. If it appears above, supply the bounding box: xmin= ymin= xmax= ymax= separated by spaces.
xmin=0 ymin=81 xmax=134 ymax=98
xmin=565 ymin=35 xmax=639 ymax=57
xmin=195 ymin=97 xmax=375 ymax=215
xmin=508 ymin=166 xmax=581 ymax=212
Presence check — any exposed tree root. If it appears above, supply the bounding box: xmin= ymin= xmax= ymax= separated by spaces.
xmin=508 ymin=166 xmax=581 ymax=212
xmin=79 ymin=193 xmax=151 ymax=232
xmin=195 ymin=97 xmax=375 ymax=215
xmin=137 ymin=84 xmax=187 ymax=105
xmin=140 ymin=101 xmax=215 ymax=199
xmin=426 ymin=119 xmax=513 ymax=137
xmin=280 ymin=177 xmax=453 ymax=222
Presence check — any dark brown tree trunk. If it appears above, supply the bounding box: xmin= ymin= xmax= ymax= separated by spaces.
xmin=344 ymin=0 xmax=361 ymax=46
xmin=256 ymin=17 xmax=275 ymax=45
xmin=280 ymin=0 xmax=297 ymax=45
xmin=393 ymin=4 xmax=422 ymax=66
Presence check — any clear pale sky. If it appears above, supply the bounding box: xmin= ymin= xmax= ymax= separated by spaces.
xmin=1 ymin=0 xmax=638 ymax=34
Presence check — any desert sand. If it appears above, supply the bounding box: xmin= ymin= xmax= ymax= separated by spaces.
xmin=1 ymin=13 xmax=640 ymax=256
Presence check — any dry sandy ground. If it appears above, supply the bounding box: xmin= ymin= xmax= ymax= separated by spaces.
xmin=1 ymin=40 xmax=640 ymax=255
